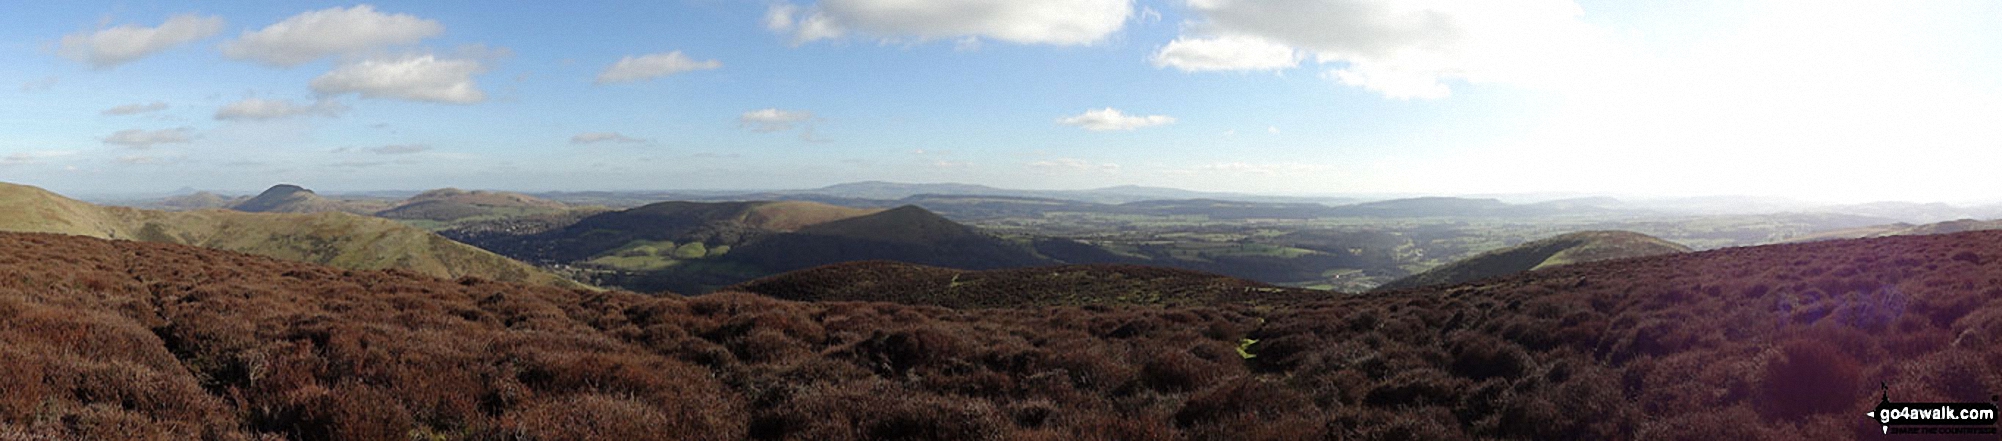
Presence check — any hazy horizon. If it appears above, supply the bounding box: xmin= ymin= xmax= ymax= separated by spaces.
xmin=6 ymin=1 xmax=2001 ymax=204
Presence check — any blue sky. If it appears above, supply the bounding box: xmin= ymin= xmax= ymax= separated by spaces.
xmin=4 ymin=1 xmax=2000 ymax=203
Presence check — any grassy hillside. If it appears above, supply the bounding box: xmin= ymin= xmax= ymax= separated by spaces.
xmin=730 ymin=260 xmax=1326 ymax=308
xmin=1372 ymin=230 xmax=1690 ymax=292
xmin=6 ymin=225 xmax=2002 ymax=438
xmin=0 ymin=182 xmax=580 ymax=288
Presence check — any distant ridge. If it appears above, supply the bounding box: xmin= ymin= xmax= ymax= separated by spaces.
xmin=1372 ymin=230 xmax=1690 ymax=292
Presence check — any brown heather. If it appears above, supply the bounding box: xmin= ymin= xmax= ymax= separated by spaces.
xmin=3 ymin=229 xmax=2002 ymax=439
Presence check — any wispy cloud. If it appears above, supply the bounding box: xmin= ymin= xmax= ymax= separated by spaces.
xmin=103 ymin=128 xmax=194 ymax=149
xmin=1028 ymin=158 xmax=1120 ymax=173
xmin=739 ymin=108 xmax=816 ymax=133
xmin=222 ymin=5 xmax=442 ymax=67
xmin=214 ymin=98 xmax=346 ymax=120
xmin=571 ymin=132 xmax=649 ymax=144
xmin=18 ymin=76 xmax=57 ymax=92
xmin=766 ymin=0 xmax=1131 ymax=46
xmin=102 ymin=102 xmax=169 ymax=116
xmin=310 ymin=54 xmax=486 ymax=104
xmin=1 ymin=151 xmax=76 ymax=166
xmin=366 ymin=144 xmax=429 ymax=155
xmin=1058 ymin=108 xmax=1176 ymax=131
xmin=60 ymin=14 xmax=224 ymax=68
xmin=595 ymin=51 xmax=720 ymax=84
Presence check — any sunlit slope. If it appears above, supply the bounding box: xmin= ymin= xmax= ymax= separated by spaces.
xmin=1373 ymin=230 xmax=1690 ymax=292
xmin=0 ymin=182 xmax=581 ymax=288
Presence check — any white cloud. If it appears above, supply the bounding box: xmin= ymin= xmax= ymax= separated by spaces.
xmin=571 ymin=132 xmax=648 ymax=144
xmin=214 ymin=98 xmax=347 ymax=120
xmin=1057 ymin=108 xmax=1176 ymax=131
xmin=930 ymin=160 xmax=970 ymax=169
xmin=59 ymin=14 xmax=224 ymax=68
xmin=1152 ymin=35 xmax=1300 ymax=72
xmin=222 ymin=5 xmax=443 ymax=67
xmin=1164 ymin=0 xmax=1613 ymax=99
xmin=739 ymin=108 xmax=815 ymax=132
xmin=102 ymin=128 xmax=194 ymax=149
xmin=102 ymin=102 xmax=169 ymax=116
xmin=367 ymin=144 xmax=428 ymax=154
xmin=596 ymin=51 xmax=721 ymax=84
xmin=766 ymin=0 xmax=1133 ymax=46
xmin=1028 ymin=158 xmax=1120 ymax=173
xmin=310 ymin=55 xmax=486 ymax=104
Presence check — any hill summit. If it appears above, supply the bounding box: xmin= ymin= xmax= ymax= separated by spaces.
xmin=230 ymin=184 xmax=373 ymax=214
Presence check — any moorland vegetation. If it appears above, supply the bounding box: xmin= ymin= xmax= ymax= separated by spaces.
xmin=2 ymin=227 xmax=1999 ymax=439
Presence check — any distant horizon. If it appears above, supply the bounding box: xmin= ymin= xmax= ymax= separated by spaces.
xmin=46 ymin=179 xmax=2002 ymax=208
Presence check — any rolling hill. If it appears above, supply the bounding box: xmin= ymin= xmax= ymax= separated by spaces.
xmin=729 ymin=260 xmax=1326 ymax=308
xmin=5 ymin=220 xmax=2002 ymax=438
xmin=149 ymin=191 xmax=244 ymax=211
xmin=473 ymin=200 xmax=883 ymax=264
xmin=472 ymin=202 xmax=1053 ymax=294
xmin=1372 ymin=230 xmax=1690 ymax=291
xmin=0 ymin=182 xmax=580 ymax=288
xmin=720 ymin=205 xmax=1047 ymax=273
xmin=375 ymin=188 xmax=571 ymax=222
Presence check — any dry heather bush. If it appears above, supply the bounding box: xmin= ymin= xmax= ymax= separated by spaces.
xmin=1757 ymin=338 xmax=1863 ymax=420
xmin=503 ymin=393 xmax=714 ymax=441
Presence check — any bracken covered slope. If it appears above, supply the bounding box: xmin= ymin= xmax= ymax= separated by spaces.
xmin=1373 ymin=230 xmax=1690 ymax=292
xmin=729 ymin=260 xmax=1328 ymax=308
xmin=3 ymin=229 xmax=2002 ymax=440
